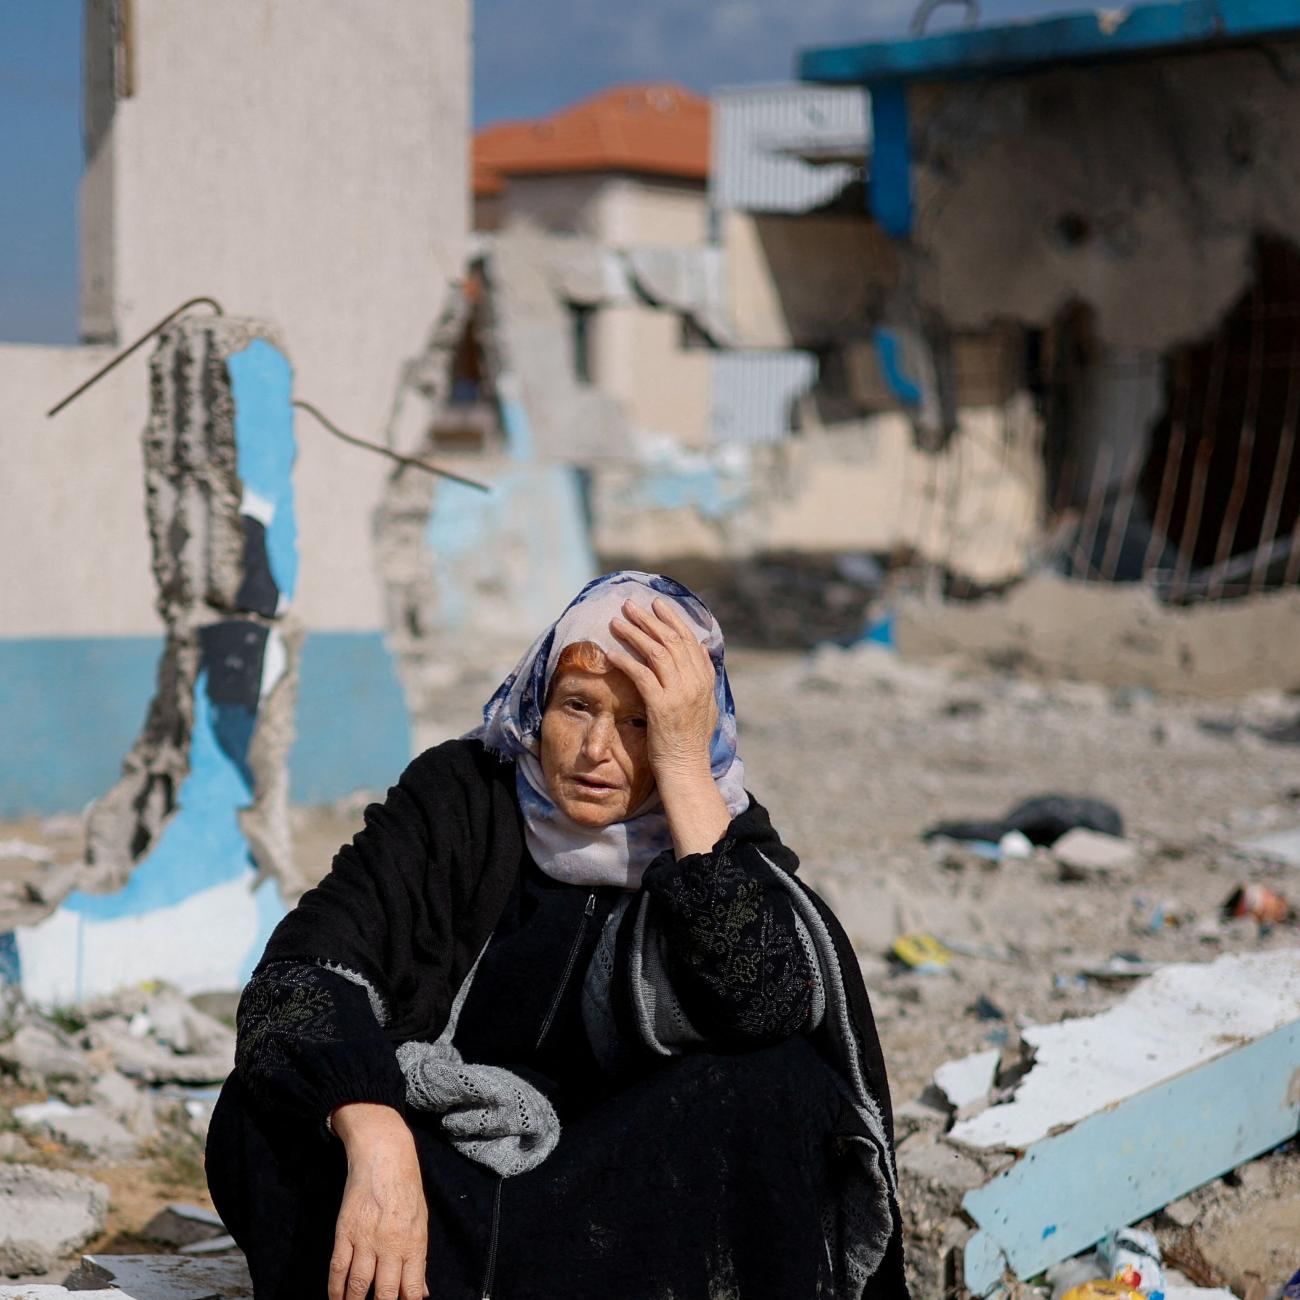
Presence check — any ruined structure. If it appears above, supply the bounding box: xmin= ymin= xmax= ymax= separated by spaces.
xmin=797 ymin=1 xmax=1300 ymax=645
xmin=2 ymin=0 xmax=468 ymax=817
xmin=5 ymin=318 xmax=294 ymax=1003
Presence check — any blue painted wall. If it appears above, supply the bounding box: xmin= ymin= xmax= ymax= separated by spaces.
xmin=0 ymin=630 xmax=412 ymax=816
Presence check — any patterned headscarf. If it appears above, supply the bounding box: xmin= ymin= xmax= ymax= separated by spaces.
xmin=472 ymin=571 xmax=749 ymax=889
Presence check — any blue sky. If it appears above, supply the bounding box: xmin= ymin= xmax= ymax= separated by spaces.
xmin=1 ymin=0 xmax=1091 ymax=344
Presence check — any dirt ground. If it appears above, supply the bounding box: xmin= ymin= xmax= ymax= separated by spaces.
xmin=4 ymin=642 xmax=1300 ymax=1292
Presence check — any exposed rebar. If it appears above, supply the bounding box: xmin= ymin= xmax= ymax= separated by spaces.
xmin=46 ymin=296 xmax=225 ymax=417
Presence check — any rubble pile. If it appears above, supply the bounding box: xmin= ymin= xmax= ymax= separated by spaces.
xmin=0 ymin=984 xmax=236 ymax=1290
xmin=2 ymin=638 xmax=1299 ymax=1296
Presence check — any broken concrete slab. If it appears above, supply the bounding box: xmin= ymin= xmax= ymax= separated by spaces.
xmin=142 ymin=1204 xmax=226 ymax=1250
xmin=88 ymin=1018 xmax=232 ymax=1086
xmin=952 ymin=950 xmax=1300 ymax=1294
xmin=1238 ymin=825 xmax=1300 ymax=867
xmin=12 ymin=1101 xmax=137 ymax=1161
xmin=932 ymin=1047 xmax=1000 ymax=1120
xmin=0 ymin=1290 xmax=120 ymax=1299
xmin=1052 ymin=828 xmax=1139 ymax=881
xmin=64 ymin=1253 xmax=252 ymax=1298
xmin=0 ymin=1165 xmax=108 ymax=1277
xmin=0 ymin=1026 xmax=93 ymax=1092
xmin=87 ymin=1071 xmax=156 ymax=1138
xmin=897 ymin=1132 xmax=990 ymax=1196
xmin=176 ymin=1236 xmax=237 ymax=1256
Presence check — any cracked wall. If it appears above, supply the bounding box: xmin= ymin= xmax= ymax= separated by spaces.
xmin=6 ymin=318 xmax=297 ymax=1002
xmin=908 ymin=44 xmax=1300 ymax=353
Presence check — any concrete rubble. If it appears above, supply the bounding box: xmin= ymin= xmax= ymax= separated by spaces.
xmin=4 ymin=633 xmax=1300 ymax=1295
xmin=0 ymin=1167 xmax=108 ymax=1277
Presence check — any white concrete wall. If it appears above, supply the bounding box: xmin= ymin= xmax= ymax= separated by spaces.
xmin=598 ymin=177 xmax=709 ymax=247
xmin=492 ymin=174 xmax=611 ymax=240
xmin=497 ymin=173 xmax=709 ymax=248
xmin=62 ymin=0 xmax=471 ymax=635
xmin=593 ymin=304 xmax=712 ymax=449
xmin=0 ymin=344 xmax=155 ymax=636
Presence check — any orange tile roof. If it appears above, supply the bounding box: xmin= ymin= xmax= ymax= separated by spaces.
xmin=474 ymin=83 xmax=709 ymax=197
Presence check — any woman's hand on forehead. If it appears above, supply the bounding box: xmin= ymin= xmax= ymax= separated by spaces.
xmin=606 ymin=596 xmax=719 ymax=780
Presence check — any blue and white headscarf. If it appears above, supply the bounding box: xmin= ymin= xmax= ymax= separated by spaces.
xmin=472 ymin=571 xmax=749 ymax=889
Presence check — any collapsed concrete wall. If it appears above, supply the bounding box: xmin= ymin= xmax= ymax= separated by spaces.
xmin=908 ymin=45 xmax=1300 ymax=352
xmin=7 ymin=318 xmax=296 ymax=1002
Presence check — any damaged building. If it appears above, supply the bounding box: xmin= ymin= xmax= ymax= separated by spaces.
xmin=394 ymin=2 xmax=1300 ymax=694
xmin=799 ymin=0 xmax=1300 ymax=688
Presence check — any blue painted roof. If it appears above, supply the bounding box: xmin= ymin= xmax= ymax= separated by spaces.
xmin=800 ymin=0 xmax=1300 ymax=86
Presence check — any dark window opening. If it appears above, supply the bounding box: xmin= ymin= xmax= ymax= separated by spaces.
xmin=569 ymin=303 xmax=595 ymax=384
xmin=1139 ymin=235 xmax=1300 ymax=600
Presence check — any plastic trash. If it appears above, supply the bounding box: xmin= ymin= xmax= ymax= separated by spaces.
xmin=1223 ymin=882 xmax=1291 ymax=925
xmin=890 ymin=931 xmax=951 ymax=973
xmin=1061 ymin=1283 xmax=1144 ymax=1300
xmin=1098 ymin=1227 xmax=1165 ymax=1299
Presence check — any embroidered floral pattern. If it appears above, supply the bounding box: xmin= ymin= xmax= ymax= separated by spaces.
xmin=650 ymin=841 xmax=813 ymax=1039
xmin=236 ymin=962 xmax=343 ymax=1095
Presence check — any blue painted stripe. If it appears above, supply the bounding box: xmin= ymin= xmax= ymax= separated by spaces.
xmin=0 ymin=631 xmax=412 ymax=816
xmin=290 ymin=630 xmax=413 ymax=804
xmin=61 ymin=671 xmax=253 ymax=920
xmin=873 ymin=328 xmax=922 ymax=404
xmin=228 ymin=339 xmax=299 ymax=601
xmin=868 ymin=86 xmax=912 ymax=239
xmin=800 ymin=0 xmax=1300 ymax=87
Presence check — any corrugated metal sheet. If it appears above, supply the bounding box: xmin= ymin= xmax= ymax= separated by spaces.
xmin=712 ymin=350 xmax=818 ymax=447
xmin=712 ymin=84 xmax=868 ymax=213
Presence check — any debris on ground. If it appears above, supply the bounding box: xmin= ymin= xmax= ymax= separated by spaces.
xmin=894 ymin=948 xmax=1300 ymax=1298
xmin=1223 ymin=883 xmax=1292 ymax=925
xmin=923 ymin=794 xmax=1125 ymax=848
xmin=4 ymin=642 xmax=1300 ymax=1295
xmin=0 ymin=1166 xmax=108 ymax=1277
xmin=1051 ymin=829 xmax=1139 ymax=881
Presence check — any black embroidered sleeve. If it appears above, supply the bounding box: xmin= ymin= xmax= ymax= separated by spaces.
xmin=234 ymin=961 xmax=406 ymax=1136
xmin=641 ymin=837 xmax=814 ymax=1044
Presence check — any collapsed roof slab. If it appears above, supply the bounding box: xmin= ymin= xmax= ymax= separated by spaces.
xmin=945 ymin=949 xmax=1300 ymax=1294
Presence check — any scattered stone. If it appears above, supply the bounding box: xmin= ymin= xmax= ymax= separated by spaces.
xmin=897 ymin=1132 xmax=990 ymax=1195
xmin=142 ymin=1203 xmax=226 ymax=1250
xmin=0 ymin=1165 xmax=108 ymax=1277
xmin=140 ymin=990 xmax=234 ymax=1059
xmin=0 ymin=1133 xmax=29 ymax=1160
xmin=87 ymin=1071 xmax=156 ymax=1138
xmin=88 ymin=1019 xmax=232 ymax=1086
xmin=185 ymin=991 xmax=238 ymax=1030
xmin=0 ymin=841 xmax=53 ymax=865
xmin=177 ymin=1234 xmax=238 ymax=1255
xmin=894 ymin=1096 xmax=952 ymax=1137
xmin=933 ymin=1048 xmax=1000 ymax=1121
xmin=64 ymin=1253 xmax=252 ymax=1298
xmin=12 ymin=1102 xmax=137 ymax=1161
xmin=0 ymin=1027 xmax=92 ymax=1093
xmin=1159 ymin=1194 xmax=1202 ymax=1228
xmin=1053 ymin=829 xmax=1139 ymax=881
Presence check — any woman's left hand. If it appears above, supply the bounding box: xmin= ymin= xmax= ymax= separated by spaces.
xmin=608 ymin=596 xmax=719 ymax=781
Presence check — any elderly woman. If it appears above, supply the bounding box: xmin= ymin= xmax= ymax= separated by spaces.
xmin=207 ymin=572 xmax=906 ymax=1300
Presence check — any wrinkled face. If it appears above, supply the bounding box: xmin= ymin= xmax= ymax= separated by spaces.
xmin=540 ymin=666 xmax=655 ymax=827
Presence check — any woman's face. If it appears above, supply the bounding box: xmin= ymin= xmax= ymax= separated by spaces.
xmin=540 ymin=666 xmax=655 ymax=828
